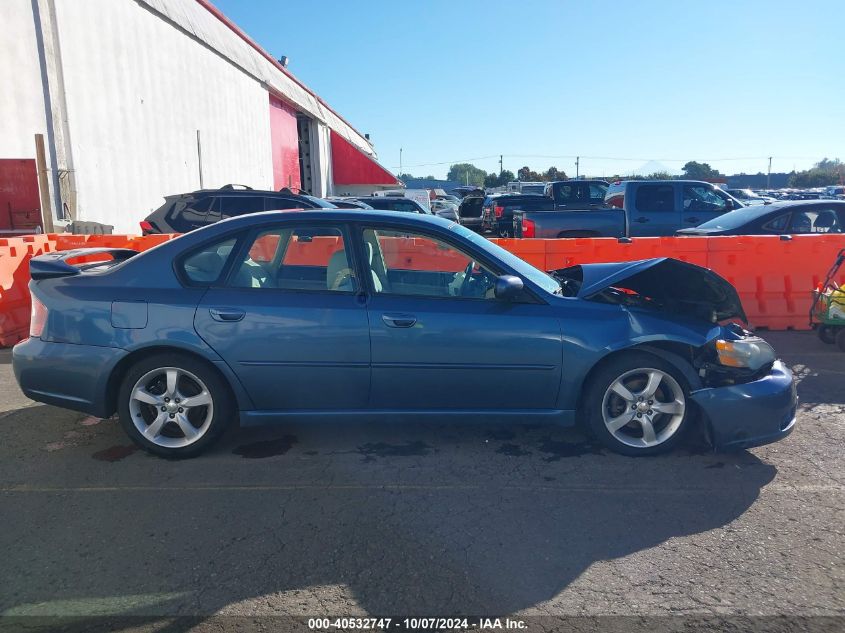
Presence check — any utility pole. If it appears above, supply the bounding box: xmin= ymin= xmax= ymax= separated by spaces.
xmin=499 ymin=155 xmax=503 ymax=175
xmin=575 ymin=156 xmax=580 ymax=179
xmin=399 ymin=147 xmax=403 ymax=176
xmin=767 ymin=156 xmax=772 ymax=190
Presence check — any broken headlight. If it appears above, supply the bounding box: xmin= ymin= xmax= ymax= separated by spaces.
xmin=715 ymin=338 xmax=776 ymax=371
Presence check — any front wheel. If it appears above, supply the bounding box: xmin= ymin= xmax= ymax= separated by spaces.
xmin=117 ymin=353 xmax=233 ymax=458
xmin=583 ymin=352 xmax=692 ymax=456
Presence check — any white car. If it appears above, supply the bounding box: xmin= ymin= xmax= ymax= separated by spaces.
xmin=726 ymin=189 xmax=771 ymax=206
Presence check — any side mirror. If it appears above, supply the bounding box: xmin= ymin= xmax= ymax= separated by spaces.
xmin=494 ymin=275 xmax=524 ymax=301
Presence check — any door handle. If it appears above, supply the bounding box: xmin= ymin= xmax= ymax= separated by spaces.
xmin=209 ymin=307 xmax=245 ymax=322
xmin=382 ymin=313 xmax=417 ymax=328
xmin=685 ymin=217 xmax=700 ymax=223
xmin=634 ymin=217 xmax=649 ymax=223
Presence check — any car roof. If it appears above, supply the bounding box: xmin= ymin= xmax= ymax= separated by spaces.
xmin=186 ymin=188 xmax=313 ymax=198
xmin=202 ymin=208 xmax=454 ymax=233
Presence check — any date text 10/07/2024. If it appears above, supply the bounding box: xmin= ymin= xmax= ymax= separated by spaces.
xmin=308 ymin=618 xmax=527 ymax=630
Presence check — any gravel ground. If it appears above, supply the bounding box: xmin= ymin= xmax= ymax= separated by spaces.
xmin=0 ymin=331 xmax=842 ymax=632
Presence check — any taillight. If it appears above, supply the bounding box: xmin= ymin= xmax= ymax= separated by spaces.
xmin=494 ymin=205 xmax=505 ymax=218
xmin=522 ymin=218 xmax=536 ymax=238
xmin=30 ymin=294 xmax=48 ymax=338
xmin=140 ymin=221 xmax=155 ymax=235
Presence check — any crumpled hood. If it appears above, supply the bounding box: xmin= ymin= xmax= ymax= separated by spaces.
xmin=552 ymin=258 xmax=747 ymax=324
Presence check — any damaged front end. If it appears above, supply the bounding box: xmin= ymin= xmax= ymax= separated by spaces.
xmin=551 ymin=258 xmax=797 ymax=449
xmin=552 ymin=258 xmax=773 ymax=388
xmin=551 ymin=257 xmax=747 ymax=324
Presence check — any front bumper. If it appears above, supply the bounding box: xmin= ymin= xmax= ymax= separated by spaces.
xmin=691 ymin=360 xmax=797 ymax=451
xmin=13 ymin=337 xmax=127 ymax=418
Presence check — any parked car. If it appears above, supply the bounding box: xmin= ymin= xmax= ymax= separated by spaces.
xmin=357 ymin=196 xmax=457 ymax=222
xmin=141 ymin=185 xmax=335 ymax=234
xmin=677 ymin=200 xmax=845 ymax=236
xmin=603 ymin=180 xmax=743 ymax=236
xmin=512 ymin=180 xmax=623 ymax=239
xmin=457 ymin=193 xmax=485 ymax=232
xmin=725 ymin=189 xmax=772 ymax=206
xmin=431 ymin=199 xmax=461 ymax=222
xmin=482 ymin=193 xmax=552 ymax=237
xmin=15 ymin=209 xmax=796 ymax=458
xmin=325 ymin=197 xmax=375 ymax=210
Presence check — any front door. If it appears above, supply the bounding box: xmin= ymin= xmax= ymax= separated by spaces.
xmin=359 ymin=227 xmax=562 ymax=410
xmin=193 ymin=223 xmax=370 ymax=411
xmin=682 ymin=184 xmax=731 ymax=229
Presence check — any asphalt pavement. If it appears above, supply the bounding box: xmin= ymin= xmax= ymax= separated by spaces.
xmin=0 ymin=331 xmax=842 ymax=632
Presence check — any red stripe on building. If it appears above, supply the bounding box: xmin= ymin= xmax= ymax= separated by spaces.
xmin=269 ymin=95 xmax=301 ymax=191
xmin=330 ymin=131 xmax=400 ymax=186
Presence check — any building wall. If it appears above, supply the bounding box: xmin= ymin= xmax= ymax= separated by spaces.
xmin=0 ymin=0 xmax=395 ymax=233
xmin=0 ymin=0 xmax=49 ymax=159
xmin=50 ymin=0 xmax=274 ymax=232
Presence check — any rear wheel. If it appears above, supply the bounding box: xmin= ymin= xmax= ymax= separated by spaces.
xmin=117 ymin=353 xmax=233 ymax=458
xmin=583 ymin=352 xmax=692 ymax=456
xmin=837 ymin=328 xmax=845 ymax=353
xmin=817 ymin=325 xmax=837 ymax=345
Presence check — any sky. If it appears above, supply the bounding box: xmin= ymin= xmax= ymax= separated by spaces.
xmin=214 ymin=0 xmax=844 ymax=180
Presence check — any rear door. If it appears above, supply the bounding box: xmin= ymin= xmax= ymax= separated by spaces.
xmin=193 ymin=222 xmax=370 ymax=411
xmin=628 ymin=183 xmax=679 ymax=236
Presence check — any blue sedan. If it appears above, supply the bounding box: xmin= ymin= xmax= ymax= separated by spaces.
xmin=13 ymin=210 xmax=797 ymax=458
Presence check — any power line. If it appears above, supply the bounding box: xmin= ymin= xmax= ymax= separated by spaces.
xmin=387 ymin=153 xmax=819 ymax=170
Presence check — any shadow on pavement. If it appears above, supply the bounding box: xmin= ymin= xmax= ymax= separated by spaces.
xmin=0 ymin=418 xmax=778 ymax=628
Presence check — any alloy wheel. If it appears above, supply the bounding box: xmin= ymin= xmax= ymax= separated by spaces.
xmin=601 ymin=368 xmax=686 ymax=449
xmin=128 ymin=367 xmax=214 ymax=448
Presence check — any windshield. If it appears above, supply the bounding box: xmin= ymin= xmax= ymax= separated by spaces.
xmin=693 ymin=205 xmax=777 ymax=230
xmin=452 ymin=225 xmax=561 ymax=295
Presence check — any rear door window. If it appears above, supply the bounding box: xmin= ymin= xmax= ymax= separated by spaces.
xmin=636 ymin=185 xmax=674 ymax=212
xmin=761 ymin=213 xmax=790 ymax=233
xmin=264 ymin=197 xmax=302 ymax=212
xmin=789 ymin=208 xmax=843 ymax=233
xmin=229 ymin=226 xmax=356 ymax=292
xmin=588 ymin=183 xmax=607 ymax=204
xmin=219 ymin=196 xmax=267 ymax=220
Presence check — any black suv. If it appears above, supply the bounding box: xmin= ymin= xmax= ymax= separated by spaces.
xmin=141 ymin=185 xmax=336 ymax=234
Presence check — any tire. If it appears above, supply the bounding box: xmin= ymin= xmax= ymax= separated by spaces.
xmin=117 ymin=352 xmax=234 ymax=458
xmin=582 ymin=352 xmax=692 ymax=456
xmin=837 ymin=328 xmax=845 ymax=353
xmin=817 ymin=325 xmax=837 ymax=345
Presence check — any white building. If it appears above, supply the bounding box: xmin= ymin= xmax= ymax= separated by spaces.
xmin=0 ymin=0 xmax=400 ymax=234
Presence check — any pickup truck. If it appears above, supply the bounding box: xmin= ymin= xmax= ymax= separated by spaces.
xmin=513 ymin=179 xmax=743 ymax=238
xmin=512 ymin=180 xmax=626 ymax=238
xmin=481 ymin=193 xmax=552 ymax=237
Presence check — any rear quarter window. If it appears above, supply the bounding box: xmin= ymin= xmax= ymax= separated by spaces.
xmin=180 ymin=238 xmax=238 ymax=285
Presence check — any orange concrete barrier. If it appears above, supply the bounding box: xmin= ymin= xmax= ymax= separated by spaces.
xmin=2 ymin=232 xmax=845 ymax=346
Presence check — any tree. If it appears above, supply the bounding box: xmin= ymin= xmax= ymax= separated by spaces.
xmin=789 ymin=158 xmax=844 ymax=188
xmin=498 ymin=169 xmax=515 ymax=186
xmin=646 ymin=171 xmax=675 ymax=180
xmin=544 ymin=166 xmax=567 ymax=181
xmin=483 ymin=172 xmax=499 ymax=188
xmin=682 ymin=161 xmax=722 ymax=180
xmin=447 ymin=163 xmax=487 ymax=187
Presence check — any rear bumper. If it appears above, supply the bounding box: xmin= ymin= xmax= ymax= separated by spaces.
xmin=691 ymin=360 xmax=797 ymax=451
xmin=12 ymin=337 xmax=127 ymax=418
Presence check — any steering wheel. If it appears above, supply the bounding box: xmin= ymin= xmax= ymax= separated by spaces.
xmin=459 ymin=260 xmax=489 ymax=298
